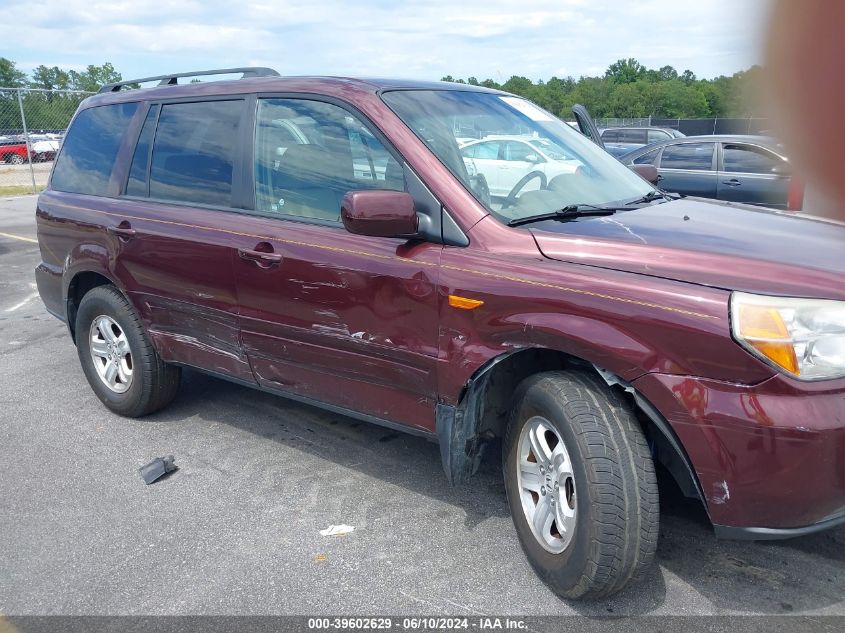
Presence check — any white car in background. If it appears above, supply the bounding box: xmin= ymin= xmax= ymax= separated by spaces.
xmin=28 ymin=134 xmax=62 ymax=162
xmin=460 ymin=135 xmax=582 ymax=198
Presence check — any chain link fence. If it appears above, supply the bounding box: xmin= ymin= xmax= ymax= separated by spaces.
xmin=0 ymin=88 xmax=94 ymax=194
xmin=593 ymin=116 xmax=771 ymax=135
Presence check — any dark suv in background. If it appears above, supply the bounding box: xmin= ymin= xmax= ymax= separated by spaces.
xmin=35 ymin=68 xmax=845 ymax=600
xmin=599 ymin=126 xmax=685 ymax=156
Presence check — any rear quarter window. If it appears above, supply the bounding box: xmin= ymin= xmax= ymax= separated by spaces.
xmin=50 ymin=102 xmax=139 ymax=196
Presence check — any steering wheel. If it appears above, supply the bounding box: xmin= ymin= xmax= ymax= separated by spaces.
xmin=501 ymin=171 xmax=547 ymax=209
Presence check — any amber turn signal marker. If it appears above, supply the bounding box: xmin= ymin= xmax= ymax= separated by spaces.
xmin=448 ymin=295 xmax=484 ymax=310
xmin=736 ymin=304 xmax=799 ymax=375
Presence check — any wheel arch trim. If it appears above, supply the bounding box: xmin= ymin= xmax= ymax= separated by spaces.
xmin=437 ymin=347 xmax=708 ymax=519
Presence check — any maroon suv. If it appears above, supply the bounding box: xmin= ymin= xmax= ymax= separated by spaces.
xmin=34 ymin=68 xmax=845 ymax=600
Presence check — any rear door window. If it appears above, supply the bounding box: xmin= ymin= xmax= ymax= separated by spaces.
xmin=149 ymin=100 xmax=243 ymax=207
xmin=51 ymin=102 xmax=139 ymax=196
xmin=722 ymin=144 xmax=782 ymax=174
xmin=659 ymin=142 xmax=715 ymax=170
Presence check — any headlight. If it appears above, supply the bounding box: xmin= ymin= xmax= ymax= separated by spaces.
xmin=731 ymin=292 xmax=845 ymax=380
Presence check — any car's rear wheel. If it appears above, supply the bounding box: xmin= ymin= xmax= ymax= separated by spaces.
xmin=8 ymin=154 xmax=24 ymax=165
xmin=75 ymin=285 xmax=180 ymax=417
xmin=503 ymin=371 xmax=659 ymax=600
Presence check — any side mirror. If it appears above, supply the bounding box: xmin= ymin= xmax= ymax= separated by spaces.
xmin=341 ymin=190 xmax=419 ymax=238
xmin=629 ymin=164 xmax=659 ymax=185
xmin=525 ymin=153 xmax=541 ymax=163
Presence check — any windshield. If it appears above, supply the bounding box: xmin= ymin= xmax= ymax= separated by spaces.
xmin=381 ymin=90 xmax=653 ymax=224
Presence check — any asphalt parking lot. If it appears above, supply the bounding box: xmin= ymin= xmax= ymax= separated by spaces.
xmin=0 ymin=194 xmax=843 ymax=618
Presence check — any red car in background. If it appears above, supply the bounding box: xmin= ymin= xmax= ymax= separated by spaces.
xmin=0 ymin=138 xmax=30 ymax=164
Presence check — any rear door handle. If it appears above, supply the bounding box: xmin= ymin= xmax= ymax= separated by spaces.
xmin=107 ymin=224 xmax=136 ymax=240
xmin=656 ymin=174 xmax=663 ymax=181
xmin=722 ymin=179 xmax=742 ymax=186
xmin=238 ymin=246 xmax=283 ymax=267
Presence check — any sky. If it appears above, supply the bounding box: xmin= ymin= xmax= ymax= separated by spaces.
xmin=3 ymin=0 xmax=769 ymax=83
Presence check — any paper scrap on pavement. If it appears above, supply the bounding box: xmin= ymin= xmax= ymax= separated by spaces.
xmin=319 ymin=524 xmax=355 ymax=536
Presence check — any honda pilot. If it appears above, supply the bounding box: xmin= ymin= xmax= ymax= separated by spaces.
xmin=35 ymin=68 xmax=845 ymax=600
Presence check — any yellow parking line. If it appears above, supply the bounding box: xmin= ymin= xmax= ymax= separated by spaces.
xmin=0 ymin=231 xmax=37 ymax=243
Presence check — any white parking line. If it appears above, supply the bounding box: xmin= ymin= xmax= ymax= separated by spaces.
xmin=6 ymin=292 xmax=39 ymax=313
xmin=0 ymin=231 xmax=37 ymax=244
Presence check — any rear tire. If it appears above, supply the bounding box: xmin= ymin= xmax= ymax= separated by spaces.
xmin=75 ymin=285 xmax=180 ymax=417
xmin=8 ymin=154 xmax=24 ymax=165
xmin=503 ymin=370 xmax=658 ymax=600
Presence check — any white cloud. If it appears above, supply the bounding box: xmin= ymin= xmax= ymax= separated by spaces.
xmin=5 ymin=0 xmax=767 ymax=81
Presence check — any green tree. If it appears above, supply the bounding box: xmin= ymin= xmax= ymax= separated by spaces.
xmin=680 ymin=69 xmax=697 ymax=84
xmin=501 ymin=75 xmax=534 ymax=95
xmin=68 ymin=63 xmax=122 ymax=92
xmin=657 ymin=65 xmax=678 ymax=81
xmin=605 ymin=58 xmax=646 ymax=84
xmin=0 ymin=58 xmax=27 ymax=87
xmin=30 ymin=65 xmax=72 ymax=90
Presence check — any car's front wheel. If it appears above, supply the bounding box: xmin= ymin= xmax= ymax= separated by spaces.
xmin=503 ymin=371 xmax=659 ymax=600
xmin=75 ymin=285 xmax=180 ymax=417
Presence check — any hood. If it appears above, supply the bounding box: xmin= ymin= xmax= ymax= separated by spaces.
xmin=531 ymin=198 xmax=845 ymax=300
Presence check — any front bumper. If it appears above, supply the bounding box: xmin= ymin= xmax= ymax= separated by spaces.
xmin=713 ymin=505 xmax=845 ymax=540
xmin=633 ymin=372 xmax=845 ymax=534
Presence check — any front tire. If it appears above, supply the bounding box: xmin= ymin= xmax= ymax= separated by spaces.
xmin=503 ymin=371 xmax=658 ymax=600
xmin=75 ymin=285 xmax=180 ymax=417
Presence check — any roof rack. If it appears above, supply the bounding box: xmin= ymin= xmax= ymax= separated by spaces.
xmin=98 ymin=67 xmax=280 ymax=94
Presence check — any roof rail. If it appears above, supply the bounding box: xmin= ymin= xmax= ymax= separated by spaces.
xmin=98 ymin=67 xmax=280 ymax=94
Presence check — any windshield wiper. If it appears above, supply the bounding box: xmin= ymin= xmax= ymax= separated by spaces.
xmin=507 ymin=203 xmax=623 ymax=227
xmin=626 ymin=189 xmax=685 ymax=205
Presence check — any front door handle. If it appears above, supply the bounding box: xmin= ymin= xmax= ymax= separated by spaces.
xmin=656 ymin=174 xmax=663 ymax=182
xmin=107 ymin=224 xmax=136 ymax=240
xmin=722 ymin=178 xmax=742 ymax=186
xmin=238 ymin=245 xmax=283 ymax=267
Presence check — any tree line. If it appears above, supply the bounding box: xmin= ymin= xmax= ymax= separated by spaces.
xmin=1 ymin=56 xmax=761 ymax=133
xmin=442 ymin=58 xmax=763 ymax=120
xmin=0 ymin=58 xmax=124 ymax=132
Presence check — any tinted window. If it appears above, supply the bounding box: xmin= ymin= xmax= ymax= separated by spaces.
xmin=601 ymin=129 xmax=619 ymax=142
xmin=660 ymin=143 xmax=714 ymax=170
xmin=255 ymin=98 xmax=403 ymax=222
xmin=51 ymin=102 xmax=138 ymax=196
xmin=647 ymin=129 xmax=670 ymax=143
xmin=126 ymin=105 xmax=159 ymax=197
xmin=633 ymin=147 xmax=661 ymax=165
xmin=149 ymin=100 xmax=242 ymax=207
xmin=723 ymin=144 xmax=782 ymax=174
xmin=619 ymin=129 xmax=647 ymax=143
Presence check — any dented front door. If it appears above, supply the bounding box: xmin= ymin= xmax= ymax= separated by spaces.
xmin=232 ymin=220 xmax=441 ymax=433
